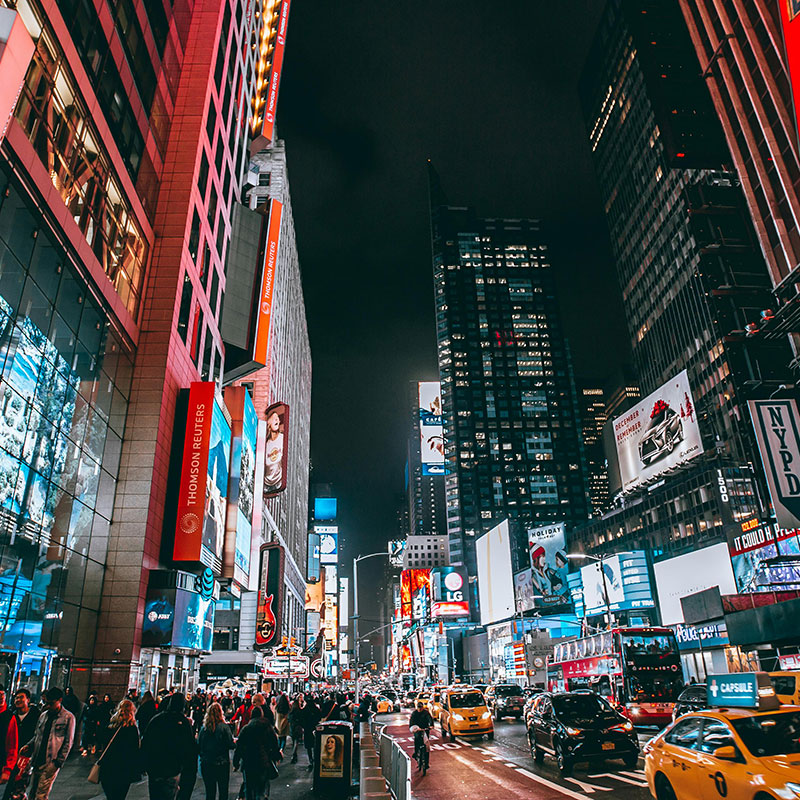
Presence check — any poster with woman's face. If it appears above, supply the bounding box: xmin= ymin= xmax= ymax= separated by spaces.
xmin=264 ymin=402 xmax=289 ymax=497
xmin=319 ymin=733 xmax=344 ymax=777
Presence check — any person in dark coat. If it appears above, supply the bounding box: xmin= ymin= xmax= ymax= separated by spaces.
xmin=197 ymin=702 xmax=234 ymax=800
xmin=95 ymin=694 xmax=114 ymax=751
xmin=141 ymin=692 xmax=197 ymax=800
xmin=136 ymin=692 xmax=157 ymax=733
xmin=300 ymin=697 xmax=321 ymax=771
xmin=62 ymin=688 xmax=82 ymax=739
xmin=12 ymin=690 xmax=39 ymax=757
xmin=287 ymin=697 xmax=304 ymax=764
xmin=233 ymin=707 xmax=281 ymax=800
xmin=99 ymin=699 xmax=141 ymax=800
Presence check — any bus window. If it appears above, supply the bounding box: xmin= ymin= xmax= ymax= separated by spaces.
xmin=592 ymin=675 xmax=612 ymax=698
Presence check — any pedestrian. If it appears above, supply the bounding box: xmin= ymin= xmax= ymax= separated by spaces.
xmin=233 ymin=707 xmax=281 ymax=800
xmin=62 ymin=688 xmax=83 ymax=739
xmin=96 ymin=694 xmax=114 ymax=751
xmin=191 ymin=691 xmax=206 ymax=733
xmin=231 ymin=695 xmax=252 ymax=736
xmin=0 ymin=685 xmax=19 ymax=783
xmin=81 ymin=695 xmax=100 ymax=755
xmin=274 ymin=694 xmax=289 ymax=751
xmin=20 ymin=687 xmax=76 ymax=800
xmin=220 ymin=692 xmax=234 ymax=721
xmin=141 ymin=692 xmax=197 ymax=800
xmin=300 ymin=696 xmax=321 ymax=771
xmin=358 ymin=693 xmax=372 ymax=723
xmin=287 ymin=696 xmax=304 ymax=764
xmin=136 ymin=691 xmax=158 ymax=733
xmin=12 ymin=689 xmax=39 ymax=755
xmin=197 ymin=702 xmax=234 ymax=800
xmin=98 ymin=699 xmax=141 ymax=800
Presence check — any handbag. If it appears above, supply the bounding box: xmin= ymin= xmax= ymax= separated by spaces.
xmin=267 ymin=759 xmax=279 ymax=780
xmin=87 ymin=727 xmax=121 ymax=784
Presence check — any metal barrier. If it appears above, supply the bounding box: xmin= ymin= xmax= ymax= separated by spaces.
xmin=370 ymin=721 xmax=411 ymax=800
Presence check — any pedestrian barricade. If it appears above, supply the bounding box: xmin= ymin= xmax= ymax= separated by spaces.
xmin=367 ymin=721 xmax=410 ymax=800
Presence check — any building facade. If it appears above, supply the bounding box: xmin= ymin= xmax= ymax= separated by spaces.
xmin=579 ymin=387 xmax=609 ymax=516
xmin=402 ymin=535 xmax=449 ymax=570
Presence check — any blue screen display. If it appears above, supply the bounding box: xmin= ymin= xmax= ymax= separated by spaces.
xmin=315 ymin=498 xmax=337 ymax=520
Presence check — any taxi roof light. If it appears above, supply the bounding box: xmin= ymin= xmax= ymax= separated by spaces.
xmin=707 ymin=672 xmax=781 ymax=712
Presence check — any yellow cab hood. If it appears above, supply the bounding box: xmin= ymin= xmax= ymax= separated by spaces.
xmin=756 ymin=753 xmax=800 ymax=780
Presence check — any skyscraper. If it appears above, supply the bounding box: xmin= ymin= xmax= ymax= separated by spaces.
xmin=429 ymin=170 xmax=590 ymax=579
xmin=579 ymin=387 xmax=609 ymax=516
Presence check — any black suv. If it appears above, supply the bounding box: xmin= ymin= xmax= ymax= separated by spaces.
xmin=485 ymin=684 xmax=526 ymax=720
xmin=672 ymin=684 xmax=708 ymax=722
xmin=527 ymin=692 xmax=639 ymax=775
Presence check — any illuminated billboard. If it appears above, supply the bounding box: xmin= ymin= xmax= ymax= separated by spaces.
xmin=418 ymin=381 xmax=445 ymax=476
xmin=305 ymin=580 xmax=324 ymax=612
xmin=338 ymin=577 xmax=349 ymax=622
xmin=569 ymin=551 xmax=655 ymax=617
xmin=316 ymin=526 xmax=338 ymax=564
xmin=223 ymin=386 xmax=257 ymax=586
xmin=430 ymin=566 xmax=469 ymax=618
xmin=476 ymin=520 xmax=515 ymax=626
xmin=264 ymin=402 xmax=288 ymax=497
xmin=726 ymin=519 xmax=800 ymax=593
xmin=253 ymin=199 xmax=282 ymax=366
xmin=142 ymin=574 xmax=215 ymax=652
xmin=388 ymin=539 xmax=406 ymax=567
xmin=527 ymin=523 xmax=570 ymax=610
xmin=314 ymin=497 xmax=337 ymax=520
xmin=514 ymin=568 xmax=536 ymax=613
xmin=174 ymin=383 xmax=231 ymax=569
xmin=323 ymin=595 xmax=337 ymax=646
xmin=324 ymin=564 xmax=338 ymax=596
xmin=260 ymin=0 xmax=291 ymax=143
xmin=613 ymin=370 xmax=703 ymax=493
xmin=400 ymin=569 xmax=431 ymax=622
xmin=255 ymin=543 xmax=284 ymax=649
xmin=781 ymin=0 xmax=800 ymax=151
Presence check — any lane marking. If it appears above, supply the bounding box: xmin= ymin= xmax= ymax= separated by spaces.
xmin=565 ymin=776 xmax=612 ymax=793
xmin=515 ymin=767 xmax=595 ymax=800
xmin=588 ymin=772 xmax=647 ymax=787
xmin=447 ymin=753 xmax=537 ymax=799
xmin=619 ymin=769 xmax=646 ymax=778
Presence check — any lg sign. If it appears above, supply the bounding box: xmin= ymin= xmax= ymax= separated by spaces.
xmin=432 ymin=566 xmax=469 ymax=618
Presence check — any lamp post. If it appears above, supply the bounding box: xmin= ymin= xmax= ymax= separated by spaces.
xmin=353 ymin=551 xmax=389 ymax=703
xmin=567 ymin=553 xmax=613 ymax=629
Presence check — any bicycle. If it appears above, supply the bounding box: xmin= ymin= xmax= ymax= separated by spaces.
xmin=413 ymin=727 xmax=431 ymax=774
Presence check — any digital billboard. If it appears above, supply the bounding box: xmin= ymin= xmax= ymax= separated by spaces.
xmin=142 ymin=579 xmax=215 ymax=652
xmin=255 ymin=543 xmax=284 ymax=649
xmin=575 ymin=551 xmax=655 ymax=617
xmin=223 ymin=386 xmax=257 ymax=586
xmin=400 ymin=569 xmax=430 ymax=622
xmin=726 ymin=518 xmax=800 ymax=593
xmin=305 ymin=579 xmax=324 ymax=612
xmin=514 ymin=568 xmax=536 ymax=613
xmin=430 ymin=566 xmax=469 ymax=618
xmin=174 ymin=383 xmax=231 ymax=569
xmin=418 ymin=381 xmax=445 ymax=476
xmin=476 ymin=520 xmax=515 ymax=626
xmin=253 ymin=199 xmax=282 ymax=366
xmin=388 ymin=539 xmax=406 ymax=567
xmin=307 ymin=530 xmax=320 ymax=582
xmin=338 ymin=577 xmax=349 ymax=623
xmin=527 ymin=523 xmax=571 ymax=610
xmin=613 ymin=370 xmax=703 ymax=493
xmin=264 ymin=402 xmax=289 ymax=497
xmin=323 ymin=595 xmax=337 ymax=646
xmin=324 ymin=564 xmax=338 ymax=596
xmin=780 ymin=0 xmax=800 ymax=152
xmin=317 ymin=526 xmax=338 ymax=565
xmin=260 ymin=0 xmax=291 ymax=143
xmin=314 ymin=497 xmax=337 ymax=520
xmin=653 ymin=543 xmax=736 ymax=625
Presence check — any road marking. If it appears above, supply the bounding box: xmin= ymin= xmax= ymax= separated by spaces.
xmin=588 ymin=772 xmax=648 ymax=787
xmin=619 ymin=770 xmax=645 ymax=778
xmin=447 ymin=753 xmax=536 ymax=799
xmin=564 ymin=776 xmax=613 ymax=793
xmin=515 ymin=767 xmax=594 ymax=800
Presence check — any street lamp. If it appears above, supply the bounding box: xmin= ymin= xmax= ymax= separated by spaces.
xmin=353 ymin=551 xmax=389 ymax=702
xmin=566 ymin=553 xmax=613 ymax=629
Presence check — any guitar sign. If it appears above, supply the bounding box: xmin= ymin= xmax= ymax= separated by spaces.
xmin=255 ymin=544 xmax=284 ymax=649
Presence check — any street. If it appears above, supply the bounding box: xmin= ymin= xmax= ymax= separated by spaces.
xmin=379 ymin=713 xmax=652 ymax=800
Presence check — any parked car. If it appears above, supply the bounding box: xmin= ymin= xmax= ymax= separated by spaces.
xmin=485 ymin=684 xmax=526 ymax=720
xmin=527 ymin=691 xmax=639 ymax=775
xmin=439 ymin=687 xmax=493 ymax=741
xmin=672 ymin=684 xmax=709 ymax=722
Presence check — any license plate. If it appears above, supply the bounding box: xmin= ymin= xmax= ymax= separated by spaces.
xmin=602 ymin=742 xmax=615 ymax=751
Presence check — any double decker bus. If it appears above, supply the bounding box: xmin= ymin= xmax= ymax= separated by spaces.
xmin=547 ymin=627 xmax=683 ymax=726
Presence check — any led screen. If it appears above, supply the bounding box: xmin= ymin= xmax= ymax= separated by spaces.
xmin=430 ymin=566 xmax=469 ymax=617
xmin=476 ymin=520 xmax=515 ymax=626
xmin=314 ymin=497 xmax=337 ymax=520
xmin=400 ymin=569 xmax=430 ymax=622
xmin=318 ymin=528 xmax=338 ymax=564
xmin=527 ymin=523 xmax=571 ymax=611
xmin=173 ymin=588 xmax=215 ymax=651
xmin=324 ymin=565 xmax=338 ymax=596
xmin=204 ymin=398 xmax=231 ymax=561
xmin=726 ymin=519 xmax=800 ymax=593
xmin=264 ymin=402 xmax=288 ymax=497
xmin=418 ymin=382 xmax=445 ymax=476
xmin=576 ymin=551 xmax=655 ymax=617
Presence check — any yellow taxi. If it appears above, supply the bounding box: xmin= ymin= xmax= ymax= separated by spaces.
xmin=770 ymin=672 xmax=800 ymax=706
xmin=644 ymin=672 xmax=800 ymax=800
xmin=428 ymin=689 xmax=443 ymax=721
xmin=439 ymin=686 xmax=494 ymax=741
xmin=375 ymin=696 xmax=393 ymax=714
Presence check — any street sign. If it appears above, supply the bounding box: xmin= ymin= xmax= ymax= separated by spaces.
xmin=263 ymin=655 xmax=309 ymax=678
xmin=707 ymin=672 xmax=779 ymax=711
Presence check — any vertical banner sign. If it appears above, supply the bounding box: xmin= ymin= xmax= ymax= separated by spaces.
xmin=253 ymin=200 xmax=282 ymax=366
xmin=418 ymin=381 xmax=445 ymax=475
xmin=174 ymin=382 xmax=216 ymax=563
xmin=748 ymin=400 xmax=800 ymax=529
xmin=780 ymin=0 xmax=800 ymax=151
xmin=255 ymin=543 xmax=284 ymax=650
xmin=264 ymin=402 xmax=289 ymax=497
xmin=260 ymin=0 xmax=291 ymax=143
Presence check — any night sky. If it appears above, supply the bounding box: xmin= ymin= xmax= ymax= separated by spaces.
xmin=277 ymin=2 xmax=630 ymax=558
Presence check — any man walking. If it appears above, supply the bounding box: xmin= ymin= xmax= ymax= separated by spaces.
xmin=0 ymin=686 xmax=18 ymax=783
xmin=233 ymin=707 xmax=281 ymax=800
xmin=20 ymin=687 xmax=75 ymax=800
xmin=12 ymin=689 xmax=37 ymax=757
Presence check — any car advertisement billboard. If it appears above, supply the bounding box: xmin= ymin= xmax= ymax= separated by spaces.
xmin=726 ymin=518 xmax=800 ymax=593
xmin=653 ymin=543 xmax=736 ymax=625
xmin=223 ymin=386 xmax=257 ymax=587
xmin=255 ymin=543 xmax=284 ymax=649
xmin=527 ymin=523 xmax=570 ymax=609
xmin=476 ymin=520 xmax=515 ymax=626
xmin=576 ymin=551 xmax=655 ymax=617
xmin=418 ymin=381 xmax=445 ymax=476
xmin=400 ymin=569 xmax=431 ymax=622
xmin=264 ymin=402 xmax=288 ymax=497
xmin=430 ymin=566 xmax=469 ymax=618
xmin=612 ymin=370 xmax=703 ymax=493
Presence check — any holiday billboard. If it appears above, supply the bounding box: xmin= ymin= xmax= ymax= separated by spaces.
xmin=264 ymin=402 xmax=288 ymax=497
xmin=527 ymin=523 xmax=571 ymax=610
xmin=255 ymin=543 xmax=284 ymax=649
xmin=613 ymin=370 xmax=703 ymax=492
xmin=725 ymin=517 xmax=800 ymax=593
xmin=430 ymin=566 xmax=469 ymax=618
xmin=418 ymin=381 xmax=445 ymax=476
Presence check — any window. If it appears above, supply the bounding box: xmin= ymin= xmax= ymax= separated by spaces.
xmin=697 ymin=719 xmax=735 ymax=754
xmin=177 ymin=273 xmax=192 ymax=343
xmin=664 ymin=717 xmax=703 ymax=750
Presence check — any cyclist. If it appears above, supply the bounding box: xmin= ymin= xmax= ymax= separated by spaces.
xmin=409 ymin=699 xmax=434 ymax=773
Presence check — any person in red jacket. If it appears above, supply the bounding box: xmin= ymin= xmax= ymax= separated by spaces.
xmin=0 ymin=686 xmax=18 ymax=783
xmin=231 ymin=695 xmax=253 ymax=736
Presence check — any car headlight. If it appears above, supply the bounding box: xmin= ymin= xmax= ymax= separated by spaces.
xmin=481 ymin=711 xmax=491 ymax=720
xmin=565 ymin=727 xmax=582 ymax=737
xmin=785 ymin=783 xmax=800 ymax=797
xmin=452 ymin=713 xmax=464 ymax=721
xmin=610 ymin=721 xmax=634 ymax=733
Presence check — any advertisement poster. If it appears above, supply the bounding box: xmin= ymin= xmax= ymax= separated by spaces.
xmin=317 ymin=526 xmax=338 ymax=564
xmin=388 ymin=539 xmax=406 ymax=567
xmin=202 ymin=397 xmax=231 ymax=562
xmin=780 ymin=0 xmax=800 ymax=151
xmin=581 ymin=551 xmax=654 ymax=616
xmin=476 ymin=521 xmax=515 ymax=626
xmin=726 ymin=518 xmax=800 ymax=593
xmin=264 ymin=402 xmax=289 ymax=497
xmin=418 ymin=382 xmax=445 ymax=476
xmin=255 ymin=543 xmax=284 ymax=649
xmin=253 ymin=199 xmax=282 ymax=364
xmin=173 ymin=589 xmax=215 ymax=651
xmin=142 ymin=586 xmax=176 ymax=648
xmin=527 ymin=523 xmax=570 ymax=609
xmin=323 ymin=565 xmax=338 ymax=596
xmin=613 ymin=370 xmax=703 ymax=492
xmin=323 ymin=595 xmax=337 ymax=645
xmin=400 ymin=569 xmax=431 ymax=622
xmin=304 ymin=580 xmax=324 ymax=612
xmin=514 ymin=569 xmax=536 ymax=613
xmin=430 ymin=566 xmax=469 ymax=617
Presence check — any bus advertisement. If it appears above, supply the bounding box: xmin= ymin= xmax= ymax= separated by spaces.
xmin=547 ymin=627 xmax=683 ymax=726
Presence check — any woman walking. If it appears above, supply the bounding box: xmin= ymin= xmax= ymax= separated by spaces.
xmin=99 ymin=699 xmax=142 ymax=800
xmin=287 ymin=696 xmax=304 ymax=764
xmin=136 ymin=691 xmax=158 ymax=733
xmin=198 ymin=702 xmax=234 ymax=800
xmin=81 ymin=694 xmax=100 ymax=755
xmin=301 ymin=696 xmax=321 ymax=771
xmin=274 ymin=694 xmax=290 ymax=752
xmin=96 ymin=693 xmax=114 ymax=750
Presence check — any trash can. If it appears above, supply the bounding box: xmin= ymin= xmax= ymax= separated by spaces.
xmin=313 ymin=720 xmax=353 ymax=797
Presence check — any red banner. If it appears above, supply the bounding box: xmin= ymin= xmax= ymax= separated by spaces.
xmin=253 ymin=199 xmax=282 ymax=366
xmin=781 ymin=0 xmax=800 ymax=149
xmin=260 ymin=0 xmax=291 ymax=143
xmin=174 ymin=382 xmax=216 ymax=562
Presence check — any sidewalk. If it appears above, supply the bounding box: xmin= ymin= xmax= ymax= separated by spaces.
xmin=52 ymin=752 xmax=316 ymax=800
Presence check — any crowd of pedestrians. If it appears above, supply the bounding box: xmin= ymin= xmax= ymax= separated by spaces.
xmin=0 ymin=684 xmax=362 ymax=800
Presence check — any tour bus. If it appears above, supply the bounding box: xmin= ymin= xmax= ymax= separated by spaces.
xmin=546 ymin=627 xmax=684 ymax=726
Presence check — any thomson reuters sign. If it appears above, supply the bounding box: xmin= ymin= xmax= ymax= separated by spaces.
xmin=254 ymin=199 xmax=282 ymax=366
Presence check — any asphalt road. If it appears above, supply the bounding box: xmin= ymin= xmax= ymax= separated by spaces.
xmin=379 ymin=712 xmax=655 ymax=800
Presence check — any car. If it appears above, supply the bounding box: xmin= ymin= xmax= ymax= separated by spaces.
xmin=375 ymin=696 xmax=393 ymax=714
xmin=485 ymin=684 xmax=526 ymax=720
xmin=382 ymin=689 xmax=401 ymax=712
xmin=403 ymin=690 xmax=419 ymax=708
xmin=672 ymin=684 xmax=709 ymax=722
xmin=638 ymin=401 xmax=683 ymax=466
xmin=439 ymin=687 xmax=493 ymax=741
xmin=428 ymin=690 xmax=443 ymax=720
xmin=769 ymin=670 xmax=800 ymax=705
xmin=527 ymin=691 xmax=639 ymax=775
